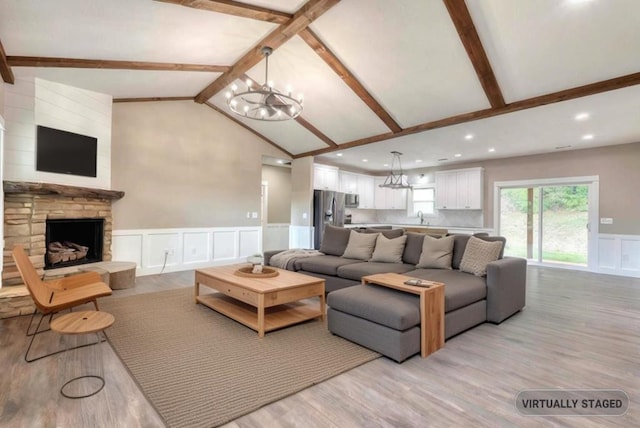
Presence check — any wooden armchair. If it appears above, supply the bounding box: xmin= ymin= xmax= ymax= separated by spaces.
xmin=12 ymin=245 xmax=113 ymax=362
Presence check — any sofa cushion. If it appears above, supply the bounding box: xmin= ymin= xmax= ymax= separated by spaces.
xmin=363 ymin=227 xmax=404 ymax=239
xmin=342 ymin=230 xmax=378 ymax=260
xmin=370 ymin=234 xmax=407 ymax=263
xmin=327 ymin=284 xmax=420 ymax=331
xmin=402 ymin=232 xmax=425 ymax=265
xmin=295 ymin=255 xmax=361 ymax=276
xmin=337 ymin=261 xmax=415 ymax=281
xmin=416 ymin=235 xmax=454 ymax=269
xmin=460 ymin=236 xmax=503 ymax=276
xmin=451 ymin=234 xmax=506 ymax=269
xmin=404 ymin=268 xmax=487 ymax=312
xmin=319 ymin=225 xmax=351 ymax=256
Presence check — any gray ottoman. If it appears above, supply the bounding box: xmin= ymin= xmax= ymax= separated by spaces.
xmin=327 ymin=284 xmax=421 ymax=362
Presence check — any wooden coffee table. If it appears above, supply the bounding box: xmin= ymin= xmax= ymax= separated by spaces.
xmin=361 ymin=273 xmax=445 ymax=357
xmin=195 ymin=265 xmax=325 ymax=337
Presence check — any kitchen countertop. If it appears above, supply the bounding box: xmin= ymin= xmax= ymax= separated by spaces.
xmin=345 ymin=223 xmax=495 ymax=234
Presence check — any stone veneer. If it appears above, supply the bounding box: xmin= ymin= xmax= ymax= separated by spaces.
xmin=3 ymin=181 xmax=125 ymax=287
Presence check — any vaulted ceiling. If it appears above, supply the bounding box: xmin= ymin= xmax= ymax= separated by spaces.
xmin=1 ymin=0 xmax=639 ymax=172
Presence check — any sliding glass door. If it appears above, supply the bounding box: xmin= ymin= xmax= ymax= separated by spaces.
xmin=498 ymin=180 xmax=595 ymax=268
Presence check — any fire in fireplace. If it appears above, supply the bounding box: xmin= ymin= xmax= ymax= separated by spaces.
xmin=45 ymin=218 xmax=104 ymax=269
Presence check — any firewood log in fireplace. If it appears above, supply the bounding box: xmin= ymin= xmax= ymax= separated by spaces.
xmin=47 ymin=241 xmax=89 ymax=265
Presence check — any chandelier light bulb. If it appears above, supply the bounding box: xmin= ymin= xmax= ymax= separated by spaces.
xmin=267 ymin=80 xmax=274 ymax=89
xmin=225 ymin=91 xmax=232 ymax=99
xmin=246 ymin=79 xmax=252 ymax=88
xmin=243 ymin=105 xmax=249 ymax=113
xmin=231 ymin=84 xmax=238 ymax=93
xmin=230 ymin=99 xmax=237 ymax=107
xmin=260 ymin=108 xmax=266 ymax=117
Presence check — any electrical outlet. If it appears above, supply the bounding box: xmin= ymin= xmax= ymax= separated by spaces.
xmin=302 ymin=212 xmax=308 ymax=219
xmin=251 ymin=211 xmax=258 ymax=219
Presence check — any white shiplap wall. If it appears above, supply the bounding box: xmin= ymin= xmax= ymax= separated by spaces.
xmin=3 ymin=74 xmax=112 ymax=189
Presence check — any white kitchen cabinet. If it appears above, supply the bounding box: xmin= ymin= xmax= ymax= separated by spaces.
xmin=374 ymin=177 xmax=408 ymax=210
xmin=339 ymin=171 xmax=358 ymax=194
xmin=314 ymin=164 xmax=339 ymax=191
xmin=435 ymin=167 xmax=483 ymax=209
xmin=356 ymin=174 xmax=375 ymax=209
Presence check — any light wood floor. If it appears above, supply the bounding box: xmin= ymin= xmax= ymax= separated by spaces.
xmin=1 ymin=266 xmax=638 ymax=427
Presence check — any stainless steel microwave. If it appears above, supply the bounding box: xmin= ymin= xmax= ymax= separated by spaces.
xmin=345 ymin=193 xmax=359 ymax=208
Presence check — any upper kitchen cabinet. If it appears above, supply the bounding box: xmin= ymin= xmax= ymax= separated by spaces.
xmin=435 ymin=167 xmax=483 ymax=210
xmin=374 ymin=177 xmax=408 ymax=210
xmin=314 ymin=164 xmax=339 ymax=191
xmin=339 ymin=171 xmax=358 ymax=194
xmin=357 ymin=174 xmax=375 ymax=209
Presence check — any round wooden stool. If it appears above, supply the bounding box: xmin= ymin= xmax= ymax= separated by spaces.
xmin=50 ymin=310 xmax=115 ymax=399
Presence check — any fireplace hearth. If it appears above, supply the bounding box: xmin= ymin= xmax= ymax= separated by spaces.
xmin=45 ymin=218 xmax=104 ymax=269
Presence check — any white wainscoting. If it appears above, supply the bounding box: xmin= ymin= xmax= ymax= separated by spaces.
xmin=263 ymin=223 xmax=290 ymax=252
xmin=289 ymin=225 xmax=313 ymax=249
xmin=597 ymin=234 xmax=640 ymax=278
xmin=112 ymin=226 xmax=262 ymax=276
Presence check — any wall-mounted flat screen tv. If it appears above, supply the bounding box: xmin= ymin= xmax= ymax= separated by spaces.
xmin=36 ymin=125 xmax=98 ymax=177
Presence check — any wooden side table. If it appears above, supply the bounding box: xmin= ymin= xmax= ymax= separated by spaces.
xmin=50 ymin=310 xmax=115 ymax=398
xmin=362 ymin=273 xmax=445 ymax=357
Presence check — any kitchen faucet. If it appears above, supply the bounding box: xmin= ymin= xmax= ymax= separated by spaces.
xmin=417 ymin=210 xmax=424 ymax=225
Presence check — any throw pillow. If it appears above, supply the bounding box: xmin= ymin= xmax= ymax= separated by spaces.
xmin=342 ymin=230 xmax=379 ymax=260
xmin=416 ymin=235 xmax=455 ymax=269
xmin=370 ymin=234 xmax=408 ymax=263
xmin=318 ymin=225 xmax=351 ymax=256
xmin=459 ymin=236 xmax=504 ymax=277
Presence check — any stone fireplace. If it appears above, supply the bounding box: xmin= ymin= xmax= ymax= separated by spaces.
xmin=45 ymin=218 xmax=105 ymax=269
xmin=3 ymin=181 xmax=125 ymax=286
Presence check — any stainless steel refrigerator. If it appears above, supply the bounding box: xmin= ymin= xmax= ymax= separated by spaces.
xmin=313 ymin=190 xmax=346 ymax=250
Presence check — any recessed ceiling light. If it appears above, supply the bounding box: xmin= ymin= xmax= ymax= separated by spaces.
xmin=276 ymin=160 xmax=284 ymax=164
xmin=488 ymin=148 xmax=495 ymax=153
xmin=415 ymin=159 xmax=423 ymax=163
xmin=362 ymin=159 xmax=368 ymax=162
xmin=454 ymin=153 xmax=462 ymax=158
xmin=582 ymin=134 xmax=594 ymax=140
xmin=464 ymin=134 xmax=474 ymax=140
xmin=336 ymin=153 xmax=343 ymax=157
xmin=574 ymin=112 xmax=590 ymax=121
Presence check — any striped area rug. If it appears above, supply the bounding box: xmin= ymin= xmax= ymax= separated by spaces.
xmin=101 ymin=287 xmax=379 ymax=428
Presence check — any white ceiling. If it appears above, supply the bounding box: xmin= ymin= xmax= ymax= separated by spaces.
xmin=1 ymin=0 xmax=639 ymax=172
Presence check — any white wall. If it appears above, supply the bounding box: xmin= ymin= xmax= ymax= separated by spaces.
xmin=3 ymin=74 xmax=112 ymax=189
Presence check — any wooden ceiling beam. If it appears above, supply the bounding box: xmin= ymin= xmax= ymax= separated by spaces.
xmin=0 ymin=38 xmax=15 ymax=84
xmin=154 ymin=0 xmax=291 ymax=24
xmin=298 ymin=28 xmax=403 ymax=134
xmin=294 ymin=71 xmax=640 ymax=158
xmin=194 ymin=0 xmax=341 ymax=104
xmin=204 ymin=101 xmax=294 ymax=158
xmin=443 ymin=0 xmax=505 ymax=108
xmin=8 ymin=56 xmax=229 ymax=73
xmin=113 ymin=97 xmax=195 ymax=103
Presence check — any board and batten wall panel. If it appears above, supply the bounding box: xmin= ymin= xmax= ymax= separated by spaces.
xmin=3 ymin=74 xmax=111 ymax=189
xmin=111 ymin=101 xmax=287 ymax=230
xmin=112 ymin=227 xmax=261 ymax=276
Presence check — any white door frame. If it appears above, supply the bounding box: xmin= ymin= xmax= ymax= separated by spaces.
xmin=493 ymin=176 xmax=599 ymax=270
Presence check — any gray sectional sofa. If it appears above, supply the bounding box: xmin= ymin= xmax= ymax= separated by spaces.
xmin=266 ymin=225 xmax=527 ymax=362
